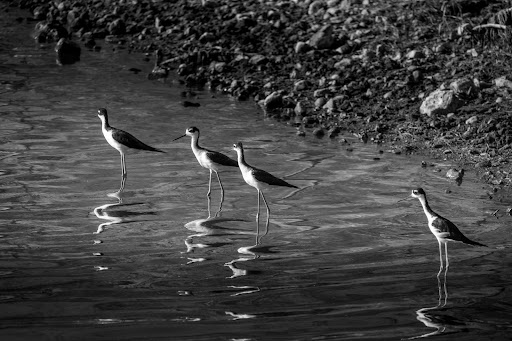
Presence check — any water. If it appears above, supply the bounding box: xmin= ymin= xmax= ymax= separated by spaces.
xmin=1 ymin=8 xmax=511 ymax=341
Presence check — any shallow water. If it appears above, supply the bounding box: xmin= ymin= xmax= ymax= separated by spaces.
xmin=1 ymin=8 xmax=511 ymax=341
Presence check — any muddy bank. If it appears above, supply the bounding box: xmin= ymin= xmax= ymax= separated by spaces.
xmin=5 ymin=0 xmax=511 ymax=193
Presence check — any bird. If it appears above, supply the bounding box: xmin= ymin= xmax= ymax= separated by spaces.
xmin=402 ymin=188 xmax=486 ymax=273
xmin=97 ymin=108 xmax=165 ymax=190
xmin=173 ymin=127 xmax=238 ymax=200
xmin=232 ymin=142 xmax=297 ymax=220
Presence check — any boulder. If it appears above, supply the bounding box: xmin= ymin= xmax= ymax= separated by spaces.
xmin=55 ymin=38 xmax=81 ymax=65
xmin=309 ymin=25 xmax=334 ymax=50
xmin=419 ymin=89 xmax=463 ymax=117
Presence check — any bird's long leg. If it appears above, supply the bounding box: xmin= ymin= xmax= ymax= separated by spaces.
xmin=119 ymin=173 xmax=126 ymax=192
xmin=120 ymin=152 xmax=127 ymax=178
xmin=444 ymin=242 xmax=449 ymax=271
xmin=206 ymin=195 xmax=212 ymax=219
xmin=120 ymin=152 xmax=127 ymax=191
xmin=256 ymin=190 xmax=261 ymax=222
xmin=260 ymin=190 xmax=270 ymax=221
xmin=214 ymin=170 xmax=224 ymax=202
xmin=207 ymin=169 xmax=213 ymax=198
xmin=437 ymin=241 xmax=443 ymax=278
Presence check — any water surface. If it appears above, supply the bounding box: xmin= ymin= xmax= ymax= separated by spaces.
xmin=0 ymin=8 xmax=511 ymax=341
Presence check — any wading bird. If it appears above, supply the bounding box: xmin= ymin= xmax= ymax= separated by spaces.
xmin=97 ymin=108 xmax=165 ymax=190
xmin=173 ymin=127 xmax=238 ymax=200
xmin=232 ymin=142 xmax=297 ymax=220
xmin=401 ymin=188 xmax=486 ymax=272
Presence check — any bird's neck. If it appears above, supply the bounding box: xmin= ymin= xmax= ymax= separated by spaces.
xmin=190 ymin=134 xmax=201 ymax=153
xmin=418 ymin=196 xmax=436 ymax=220
xmin=236 ymin=150 xmax=249 ymax=169
xmin=100 ymin=116 xmax=110 ymax=132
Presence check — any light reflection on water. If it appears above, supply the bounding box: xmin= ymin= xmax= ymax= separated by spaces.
xmin=0 ymin=9 xmax=511 ymax=341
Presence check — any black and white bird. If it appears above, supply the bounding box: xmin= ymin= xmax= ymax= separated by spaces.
xmin=403 ymin=188 xmax=486 ymax=271
xmin=173 ymin=127 xmax=238 ymax=199
xmin=97 ymin=108 xmax=164 ymax=189
xmin=232 ymin=142 xmax=297 ymax=219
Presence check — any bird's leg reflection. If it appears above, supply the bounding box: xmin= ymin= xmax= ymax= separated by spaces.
xmin=94 ymin=190 xmax=125 ymax=234
xmin=183 ymin=196 xmax=240 ymax=262
xmin=224 ymin=214 xmax=269 ymax=279
xmin=408 ymin=262 xmax=449 ymax=339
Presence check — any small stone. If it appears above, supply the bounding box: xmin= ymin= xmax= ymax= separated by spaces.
xmin=313 ymin=127 xmax=325 ymax=137
xmin=475 ymin=160 xmax=492 ymax=168
xmin=406 ymin=50 xmax=425 ymax=59
xmin=465 ymin=116 xmax=478 ymax=124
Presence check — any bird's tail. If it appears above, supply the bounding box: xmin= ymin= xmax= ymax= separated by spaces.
xmin=463 ymin=237 xmax=487 ymax=247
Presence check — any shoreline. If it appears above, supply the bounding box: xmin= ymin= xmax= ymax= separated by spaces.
xmin=6 ymin=0 xmax=511 ymax=195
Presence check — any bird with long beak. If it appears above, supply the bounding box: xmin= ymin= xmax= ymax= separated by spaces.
xmin=400 ymin=188 xmax=486 ymax=273
xmin=97 ymin=108 xmax=165 ymax=190
xmin=173 ymin=127 xmax=238 ymax=200
xmin=232 ymin=142 xmax=297 ymax=220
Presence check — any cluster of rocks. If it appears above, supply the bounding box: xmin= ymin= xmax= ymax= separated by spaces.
xmin=7 ymin=0 xmax=512 ymax=188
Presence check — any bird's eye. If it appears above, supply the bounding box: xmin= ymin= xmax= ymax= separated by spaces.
xmin=413 ymin=190 xmax=418 ymax=194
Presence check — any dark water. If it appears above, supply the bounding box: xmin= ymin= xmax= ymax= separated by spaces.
xmin=1 ymin=7 xmax=511 ymax=341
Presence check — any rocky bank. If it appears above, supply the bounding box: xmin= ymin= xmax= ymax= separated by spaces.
xmin=5 ymin=0 xmax=512 ymax=195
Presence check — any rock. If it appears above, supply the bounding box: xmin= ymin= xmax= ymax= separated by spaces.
xmin=419 ymin=89 xmax=463 ymax=117
xmin=250 ymin=54 xmax=268 ymax=65
xmin=328 ymin=126 xmax=341 ymax=138
xmin=294 ymin=80 xmax=308 ymax=91
xmin=435 ymin=42 xmax=452 ymax=54
xmin=182 ymin=101 xmax=200 ymax=107
xmin=465 ymin=116 xmax=478 ymax=124
xmin=313 ymin=127 xmax=325 ymax=137
xmin=446 ymin=168 xmax=464 ymax=185
xmin=315 ymin=97 xmax=326 ymax=109
xmin=55 ymin=38 xmax=81 ymax=65
xmin=313 ymin=88 xmax=331 ymax=98
xmin=108 ymin=18 xmax=126 ymax=36
xmin=295 ymin=41 xmax=311 ymax=54
xmin=309 ymin=25 xmax=334 ymax=50
xmin=450 ymin=78 xmax=478 ymax=98
xmin=476 ymin=160 xmax=492 ymax=168
xmin=294 ymin=101 xmax=306 ymax=116
xmin=406 ymin=50 xmax=425 ymax=59
xmin=308 ymin=0 xmax=326 ymax=16
xmin=198 ymin=32 xmax=215 ymax=43
xmin=263 ymin=91 xmax=283 ymax=111
xmin=495 ymin=76 xmax=512 ymax=90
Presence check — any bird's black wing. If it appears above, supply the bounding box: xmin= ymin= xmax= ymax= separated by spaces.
xmin=112 ymin=128 xmax=164 ymax=153
xmin=433 ymin=214 xmax=486 ymax=246
xmin=252 ymin=168 xmax=297 ymax=188
xmin=206 ymin=150 xmax=238 ymax=167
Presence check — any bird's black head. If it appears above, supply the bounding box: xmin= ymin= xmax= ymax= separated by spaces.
xmin=411 ymin=188 xmax=426 ymax=198
xmin=233 ymin=142 xmax=243 ymax=151
xmin=97 ymin=108 xmax=107 ymax=117
xmin=186 ymin=127 xmax=199 ymax=136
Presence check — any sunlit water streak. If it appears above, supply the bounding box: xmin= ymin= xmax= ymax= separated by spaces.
xmin=0 ymin=7 xmax=511 ymax=341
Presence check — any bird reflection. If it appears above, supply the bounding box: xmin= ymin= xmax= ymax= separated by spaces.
xmin=224 ymin=215 xmax=270 ymax=279
xmin=183 ymin=196 xmax=242 ymax=264
xmin=409 ymin=267 xmax=448 ymax=339
xmin=93 ymin=190 xmax=125 ymax=234
xmin=408 ymin=265 xmax=466 ymax=339
xmin=93 ymin=189 xmax=154 ymax=234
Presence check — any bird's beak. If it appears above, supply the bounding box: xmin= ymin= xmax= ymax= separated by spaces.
xmin=173 ymin=134 xmax=186 ymax=141
xmin=397 ymin=195 xmax=413 ymax=203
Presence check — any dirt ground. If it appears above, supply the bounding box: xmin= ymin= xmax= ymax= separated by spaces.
xmin=6 ymin=0 xmax=512 ymax=197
